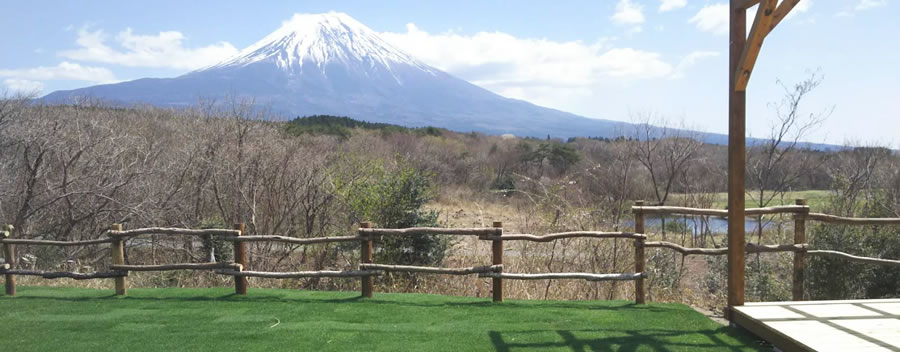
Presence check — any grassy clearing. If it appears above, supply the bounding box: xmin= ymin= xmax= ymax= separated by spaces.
xmin=0 ymin=286 xmax=763 ymax=351
xmin=672 ymin=190 xmax=831 ymax=211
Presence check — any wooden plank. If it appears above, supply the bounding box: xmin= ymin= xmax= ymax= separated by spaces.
xmin=232 ymin=224 xmax=248 ymax=295
xmin=107 ymin=227 xmax=241 ymax=238
xmin=807 ymin=213 xmax=900 ymax=225
xmin=497 ymin=232 xmax=646 ymax=242
xmin=644 ymin=242 xmax=805 ymax=255
xmin=734 ymin=0 xmax=778 ymax=91
xmin=216 ymin=269 xmax=383 ymax=278
xmin=634 ymin=201 xmax=646 ymax=304
xmin=732 ymin=306 xmax=815 ymax=352
xmin=359 ymin=264 xmax=502 ymax=275
xmin=793 ymin=199 xmax=808 ymax=301
xmin=728 ymin=0 xmax=749 ymax=311
xmin=479 ymin=272 xmax=645 ymax=282
xmin=492 ymin=221 xmax=503 ymax=303
xmin=768 ymin=0 xmax=802 ymax=34
xmin=359 ymin=227 xmax=500 ymax=237
xmin=0 ymin=269 xmax=127 ymax=280
xmin=734 ymin=0 xmax=762 ymax=10
xmin=632 ymin=205 xmax=808 ymax=217
xmin=0 ymin=238 xmax=115 ymax=246
xmin=111 ymin=262 xmax=242 ymax=271
xmin=111 ymin=224 xmax=126 ymax=296
xmin=359 ymin=222 xmax=374 ymax=298
xmin=223 ymin=235 xmax=367 ymax=245
xmin=807 ymin=250 xmax=900 ymax=267
xmin=3 ymin=225 xmax=15 ymax=296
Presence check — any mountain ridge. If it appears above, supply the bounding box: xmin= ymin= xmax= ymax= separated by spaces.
xmin=40 ymin=12 xmax=837 ymax=149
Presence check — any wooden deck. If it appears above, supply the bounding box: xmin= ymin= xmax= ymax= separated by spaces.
xmin=732 ymin=299 xmax=900 ymax=351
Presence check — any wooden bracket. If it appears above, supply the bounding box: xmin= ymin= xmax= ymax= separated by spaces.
xmin=734 ymin=0 xmax=778 ymax=91
xmin=767 ymin=0 xmax=801 ymax=35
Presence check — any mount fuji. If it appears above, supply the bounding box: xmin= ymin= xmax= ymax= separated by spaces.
xmin=41 ymin=12 xmax=718 ymax=141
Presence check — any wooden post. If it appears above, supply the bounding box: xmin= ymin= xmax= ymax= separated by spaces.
xmin=3 ymin=225 xmax=15 ymax=296
xmin=727 ymin=1 xmax=748 ymax=315
xmin=111 ymin=224 xmax=127 ymax=296
xmin=792 ymin=199 xmax=808 ymax=301
xmin=492 ymin=221 xmax=503 ymax=303
xmin=633 ymin=201 xmax=646 ymax=304
xmin=360 ymin=222 xmax=374 ymax=298
xmin=233 ymin=223 xmax=248 ymax=295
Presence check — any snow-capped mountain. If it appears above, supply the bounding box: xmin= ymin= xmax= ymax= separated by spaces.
xmin=41 ymin=12 xmax=712 ymax=141
xmin=206 ymin=13 xmax=436 ymax=77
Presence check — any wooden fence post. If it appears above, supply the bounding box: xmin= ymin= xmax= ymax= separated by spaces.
xmin=360 ymin=222 xmax=374 ymax=298
xmin=634 ymin=201 xmax=646 ymax=304
xmin=3 ymin=225 xmax=15 ymax=296
xmin=492 ymin=221 xmax=504 ymax=303
xmin=111 ymin=224 xmax=127 ymax=296
xmin=233 ymin=223 xmax=248 ymax=295
xmin=792 ymin=199 xmax=808 ymax=301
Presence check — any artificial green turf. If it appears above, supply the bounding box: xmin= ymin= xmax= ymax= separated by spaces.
xmin=0 ymin=286 xmax=763 ymax=351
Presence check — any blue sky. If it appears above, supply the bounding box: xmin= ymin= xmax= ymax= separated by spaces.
xmin=1 ymin=0 xmax=896 ymax=144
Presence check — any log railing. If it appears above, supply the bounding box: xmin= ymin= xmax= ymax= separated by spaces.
xmin=0 ymin=221 xmax=648 ymax=303
xmin=631 ymin=199 xmax=900 ymax=302
xmin=2 ymin=202 xmax=899 ymax=305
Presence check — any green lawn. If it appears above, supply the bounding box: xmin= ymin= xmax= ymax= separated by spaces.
xmin=0 ymin=287 xmax=763 ymax=351
xmin=671 ymin=189 xmax=832 ymax=211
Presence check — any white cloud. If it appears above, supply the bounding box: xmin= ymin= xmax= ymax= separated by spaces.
xmin=3 ymin=79 xmax=45 ymax=94
xmin=0 ymin=62 xmax=118 ymax=84
xmin=612 ymin=0 xmax=646 ymax=25
xmin=671 ymin=51 xmax=720 ymax=79
xmin=59 ymin=27 xmax=239 ymax=70
xmin=380 ymin=23 xmax=713 ymax=107
xmin=382 ymin=24 xmax=679 ymax=87
xmin=689 ymin=1 xmax=812 ymax=36
xmin=856 ymin=0 xmax=887 ymax=10
xmin=659 ymin=0 xmax=687 ymax=12
xmin=689 ymin=3 xmax=729 ymax=35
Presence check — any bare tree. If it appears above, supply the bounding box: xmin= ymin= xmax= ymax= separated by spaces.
xmin=747 ymin=70 xmax=831 ymax=247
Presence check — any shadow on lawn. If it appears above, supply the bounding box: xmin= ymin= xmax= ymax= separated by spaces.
xmin=488 ymin=328 xmax=761 ymax=352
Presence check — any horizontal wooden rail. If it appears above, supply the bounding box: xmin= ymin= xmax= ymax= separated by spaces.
xmin=223 ymin=235 xmax=370 ymax=245
xmin=644 ymin=242 xmax=807 ymax=255
xmin=1 ymin=264 xmax=9 ymax=270
xmin=495 ymin=232 xmax=646 ymax=242
xmin=0 ymin=238 xmax=115 ymax=246
xmin=632 ymin=205 xmax=808 ymax=217
xmin=807 ymin=213 xmax=900 ymax=225
xmin=0 ymin=269 xmax=127 ymax=280
xmin=808 ymin=250 xmax=900 ymax=267
xmin=359 ymin=227 xmax=501 ymax=237
xmin=107 ymin=227 xmax=241 ymax=238
xmin=215 ymin=269 xmax=383 ymax=278
xmin=478 ymin=272 xmax=645 ymax=282
xmin=111 ymin=262 xmax=241 ymax=271
xmin=359 ymin=264 xmax=502 ymax=275
xmin=644 ymin=241 xmax=728 ymax=255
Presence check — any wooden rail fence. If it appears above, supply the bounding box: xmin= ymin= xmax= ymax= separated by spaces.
xmin=1 ymin=200 xmax=899 ymax=304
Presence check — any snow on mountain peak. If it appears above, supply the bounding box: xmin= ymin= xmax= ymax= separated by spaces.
xmin=204 ymin=12 xmax=434 ymax=75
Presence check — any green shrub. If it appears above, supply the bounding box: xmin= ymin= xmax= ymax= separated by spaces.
xmin=339 ymin=157 xmax=448 ymax=267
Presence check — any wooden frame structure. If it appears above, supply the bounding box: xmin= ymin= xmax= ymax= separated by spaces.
xmin=727 ymin=0 xmax=803 ymax=317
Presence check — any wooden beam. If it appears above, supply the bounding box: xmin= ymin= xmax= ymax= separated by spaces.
xmin=768 ymin=0 xmax=802 ymax=34
xmin=734 ymin=0 xmax=778 ymax=91
xmin=727 ymin=0 xmax=748 ymax=312
xmin=734 ymin=0 xmax=761 ymax=10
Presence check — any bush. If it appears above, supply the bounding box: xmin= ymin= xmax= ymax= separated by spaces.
xmin=340 ymin=157 xmax=449 ymax=267
xmin=807 ymin=199 xmax=900 ymax=299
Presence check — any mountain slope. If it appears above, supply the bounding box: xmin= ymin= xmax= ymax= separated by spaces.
xmin=41 ymin=12 xmax=738 ymax=143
